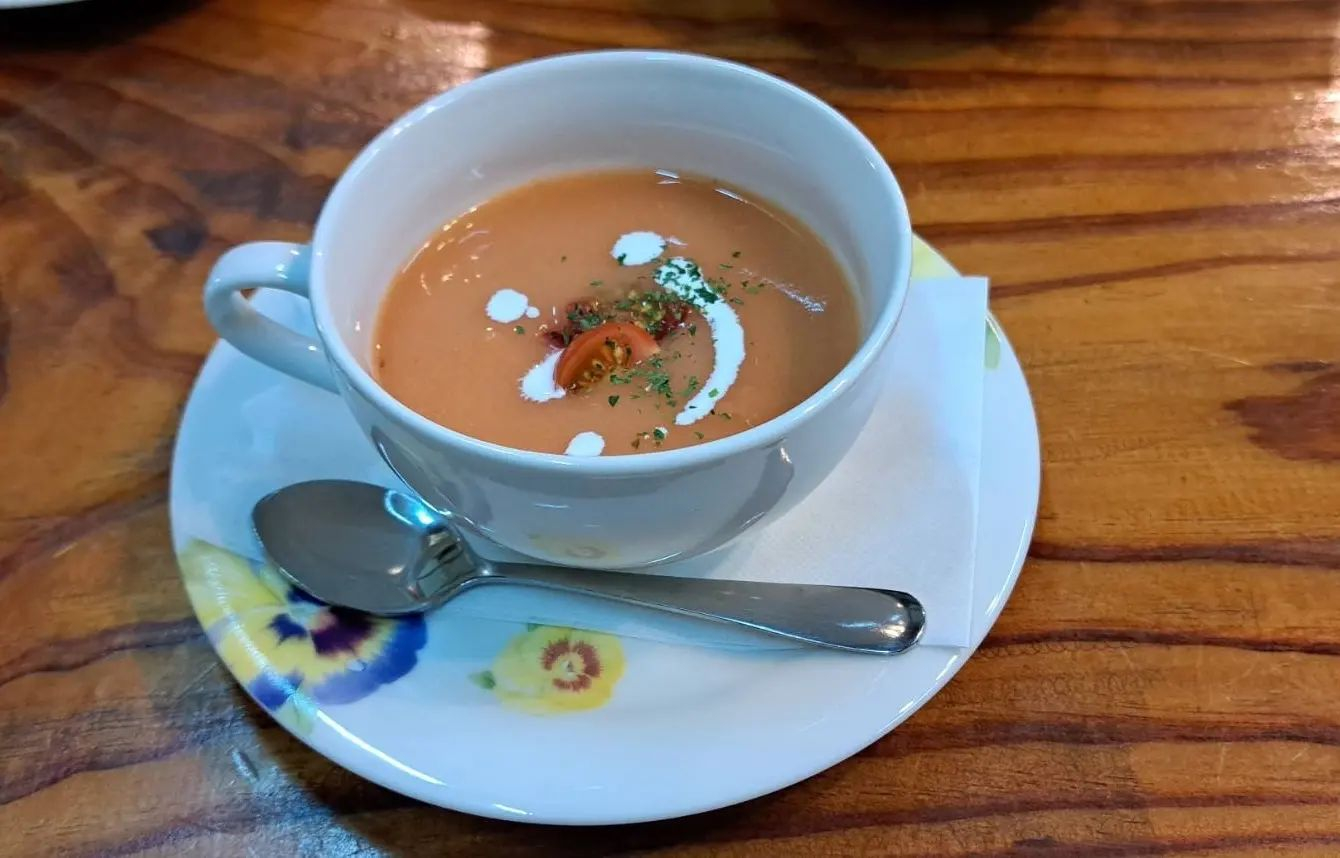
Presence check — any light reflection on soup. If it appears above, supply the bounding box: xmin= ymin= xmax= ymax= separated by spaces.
xmin=373 ymin=170 xmax=860 ymax=455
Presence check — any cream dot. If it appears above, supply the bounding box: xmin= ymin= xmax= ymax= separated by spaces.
xmin=486 ymin=289 xmax=529 ymax=323
xmin=612 ymin=231 xmax=666 ymax=266
xmin=565 ymin=431 xmax=605 ymax=456
xmin=520 ymin=351 xmax=566 ymax=403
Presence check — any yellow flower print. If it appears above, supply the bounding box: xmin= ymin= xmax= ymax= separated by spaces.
xmin=911 ymin=236 xmax=956 ymax=280
xmin=985 ymin=318 xmax=1002 ymax=370
xmin=471 ymin=625 xmax=625 ymax=715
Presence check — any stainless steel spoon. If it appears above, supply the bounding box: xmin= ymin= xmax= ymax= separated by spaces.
xmin=252 ymin=480 xmax=925 ymax=655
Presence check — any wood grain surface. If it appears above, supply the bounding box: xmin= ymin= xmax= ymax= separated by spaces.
xmin=2 ymin=0 xmax=1339 ymax=855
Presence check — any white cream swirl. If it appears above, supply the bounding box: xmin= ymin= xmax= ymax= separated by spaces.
xmin=653 ymin=257 xmax=745 ymax=426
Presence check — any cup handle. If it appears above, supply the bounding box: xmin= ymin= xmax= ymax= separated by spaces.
xmin=203 ymin=241 xmax=337 ymax=392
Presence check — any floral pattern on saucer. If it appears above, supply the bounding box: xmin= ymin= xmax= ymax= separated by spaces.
xmin=470 ymin=624 xmax=626 ymax=714
xmin=179 ymin=541 xmax=427 ymax=733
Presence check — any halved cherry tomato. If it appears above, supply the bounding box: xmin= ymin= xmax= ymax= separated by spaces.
xmin=555 ymin=322 xmax=660 ymax=391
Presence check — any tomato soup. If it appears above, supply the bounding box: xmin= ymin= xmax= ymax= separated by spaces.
xmin=373 ymin=170 xmax=861 ymax=456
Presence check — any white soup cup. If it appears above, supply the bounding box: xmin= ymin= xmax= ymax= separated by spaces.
xmin=204 ymin=51 xmax=912 ymax=568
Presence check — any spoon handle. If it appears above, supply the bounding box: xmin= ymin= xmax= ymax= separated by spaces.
xmin=479 ymin=562 xmax=926 ymax=655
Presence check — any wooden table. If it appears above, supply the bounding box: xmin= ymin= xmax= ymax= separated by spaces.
xmin=3 ymin=0 xmax=1338 ymax=854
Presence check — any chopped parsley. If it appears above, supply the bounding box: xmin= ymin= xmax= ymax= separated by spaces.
xmin=694 ymin=431 xmax=705 ymax=440
xmin=631 ymin=429 xmax=658 ymax=450
xmin=513 ymin=325 xmax=525 ymax=334
xmin=693 ymin=285 xmax=720 ymax=305
xmin=708 ymin=388 xmax=719 ymax=398
xmin=616 ymin=253 xmax=627 ymax=265
xmin=652 ymin=427 xmax=667 ymax=442
xmin=644 ymin=370 xmax=673 ymax=400
xmin=608 ymin=395 xmax=620 ymax=407
xmin=566 ymin=305 xmax=605 ymax=332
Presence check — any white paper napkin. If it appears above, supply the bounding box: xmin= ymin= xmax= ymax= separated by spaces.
xmin=182 ymin=276 xmax=988 ymax=650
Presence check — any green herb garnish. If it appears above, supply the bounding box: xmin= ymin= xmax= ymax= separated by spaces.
xmin=631 ymin=430 xmax=655 ymax=450
xmin=708 ymin=388 xmax=719 ymax=398
xmin=608 ymin=395 xmax=620 ymax=407
xmin=566 ymin=306 xmax=606 ymax=332
xmin=644 ymin=369 xmax=673 ymax=400
xmin=513 ymin=325 xmax=525 ymax=334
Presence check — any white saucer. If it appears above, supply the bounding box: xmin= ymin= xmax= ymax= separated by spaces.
xmin=169 ymin=237 xmax=1038 ymax=824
